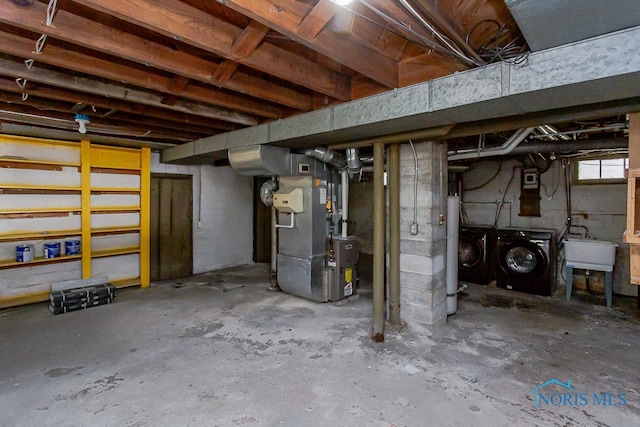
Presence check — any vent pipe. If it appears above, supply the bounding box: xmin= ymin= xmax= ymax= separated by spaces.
xmin=448 ymin=127 xmax=535 ymax=161
xmin=346 ymin=147 xmax=362 ymax=177
xmin=305 ymin=146 xmax=347 ymax=170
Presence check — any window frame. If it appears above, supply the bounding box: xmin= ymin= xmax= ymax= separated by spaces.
xmin=572 ymin=154 xmax=629 ymax=185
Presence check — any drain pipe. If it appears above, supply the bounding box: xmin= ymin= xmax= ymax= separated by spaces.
xmin=341 ymin=170 xmax=349 ymax=238
xmin=448 ymin=127 xmax=535 ymax=161
xmin=388 ymin=143 xmax=401 ymax=324
xmin=372 ymin=142 xmax=386 ymax=343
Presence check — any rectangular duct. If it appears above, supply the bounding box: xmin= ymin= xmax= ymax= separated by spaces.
xmin=228 ymin=145 xmax=292 ymax=176
xmin=506 ymin=0 xmax=640 ymax=51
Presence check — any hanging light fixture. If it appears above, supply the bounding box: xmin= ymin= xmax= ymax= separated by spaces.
xmin=74 ymin=113 xmax=90 ymax=134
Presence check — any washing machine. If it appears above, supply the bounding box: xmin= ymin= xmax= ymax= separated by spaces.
xmin=496 ymin=227 xmax=558 ymax=296
xmin=458 ymin=225 xmax=496 ymax=285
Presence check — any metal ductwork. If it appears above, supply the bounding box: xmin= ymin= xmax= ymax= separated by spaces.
xmin=260 ymin=179 xmax=278 ymax=206
xmin=228 ymin=145 xmax=292 ymax=176
xmin=305 ymin=146 xmax=347 ymax=170
xmin=346 ymin=148 xmax=362 ymax=173
xmin=505 ymin=0 xmax=640 ymax=51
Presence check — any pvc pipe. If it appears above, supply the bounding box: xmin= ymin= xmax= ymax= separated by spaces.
xmin=446 ymin=195 xmax=460 ymax=315
xmin=372 ymin=142 xmax=386 ymax=342
xmin=341 ymin=170 xmax=349 ymax=238
xmin=275 ymin=213 xmax=295 ymax=229
xmin=388 ymin=143 xmax=401 ymax=324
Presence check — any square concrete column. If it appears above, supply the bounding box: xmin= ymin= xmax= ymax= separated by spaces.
xmin=398 ymin=141 xmax=448 ymax=327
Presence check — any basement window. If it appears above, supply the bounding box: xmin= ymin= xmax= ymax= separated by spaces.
xmin=574 ymin=155 xmax=628 ymax=184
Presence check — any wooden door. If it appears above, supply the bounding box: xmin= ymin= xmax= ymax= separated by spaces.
xmin=150 ymin=174 xmax=193 ymax=281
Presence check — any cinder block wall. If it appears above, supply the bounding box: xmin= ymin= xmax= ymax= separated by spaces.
xmin=399 ymin=142 xmax=448 ymax=327
xmin=151 ymin=153 xmax=253 ymax=273
xmin=347 ymin=143 xmax=449 ymax=327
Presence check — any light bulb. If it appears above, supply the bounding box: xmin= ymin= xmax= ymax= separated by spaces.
xmin=74 ymin=114 xmax=90 ymax=134
xmin=334 ymin=0 xmax=353 ymax=5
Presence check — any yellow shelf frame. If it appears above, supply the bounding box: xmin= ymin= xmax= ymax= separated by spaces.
xmin=0 ymin=136 xmax=150 ymax=299
xmin=90 ymin=187 xmax=141 ymax=193
xmin=0 ymin=254 xmax=82 ymax=269
xmin=0 ymin=207 xmax=82 ymax=215
xmin=0 ymin=184 xmax=81 ymax=191
xmin=91 ymin=246 xmax=140 ymax=258
xmin=91 ymin=225 xmax=141 ymax=236
xmin=0 ymin=229 xmax=81 ymax=242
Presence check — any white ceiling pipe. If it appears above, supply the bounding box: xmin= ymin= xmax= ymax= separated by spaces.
xmin=448 ymin=127 xmax=535 ymax=160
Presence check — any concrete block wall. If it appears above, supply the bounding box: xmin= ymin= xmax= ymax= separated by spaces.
xmin=460 ymin=158 xmax=634 ymax=296
xmin=150 ymin=153 xmax=253 ymax=274
xmin=399 ymin=142 xmax=448 ymax=327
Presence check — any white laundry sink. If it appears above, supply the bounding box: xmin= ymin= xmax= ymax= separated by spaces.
xmin=563 ymin=238 xmax=618 ymax=271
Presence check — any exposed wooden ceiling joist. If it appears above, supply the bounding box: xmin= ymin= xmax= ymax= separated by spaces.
xmin=71 ymin=0 xmax=353 ymax=101
xmin=0 ymin=0 xmax=312 ymax=111
xmin=0 ymin=57 xmax=259 ymax=126
xmin=222 ymin=0 xmax=399 ymax=88
xmin=0 ymin=0 xmax=529 ymax=146
xmin=0 ymin=31 xmax=284 ymax=119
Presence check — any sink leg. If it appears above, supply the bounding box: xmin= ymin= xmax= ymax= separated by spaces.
xmin=605 ymin=271 xmax=613 ymax=308
xmin=566 ymin=266 xmax=573 ymax=301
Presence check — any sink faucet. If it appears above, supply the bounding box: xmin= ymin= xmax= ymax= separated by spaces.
xmin=570 ymin=224 xmax=590 ymax=239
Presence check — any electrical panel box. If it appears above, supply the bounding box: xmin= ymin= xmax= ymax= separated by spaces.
xmin=273 ymin=187 xmax=304 ymax=213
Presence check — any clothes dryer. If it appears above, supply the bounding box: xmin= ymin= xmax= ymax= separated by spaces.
xmin=458 ymin=224 xmax=497 ymax=285
xmin=496 ymin=227 xmax=558 ymax=296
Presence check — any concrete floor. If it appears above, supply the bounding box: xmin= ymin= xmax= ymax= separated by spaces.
xmin=1 ymin=263 xmax=639 ymax=426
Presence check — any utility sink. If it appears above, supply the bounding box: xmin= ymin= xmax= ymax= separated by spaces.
xmin=563 ymin=238 xmax=618 ymax=271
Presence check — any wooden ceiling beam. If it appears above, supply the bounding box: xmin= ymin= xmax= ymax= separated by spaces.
xmin=0 ymin=31 xmax=286 ymax=117
xmin=162 ymin=75 xmax=192 ymax=106
xmin=213 ymin=61 xmax=239 ymax=86
xmin=0 ymin=1 xmax=310 ymax=112
xmin=0 ymin=57 xmax=258 ymax=126
xmin=0 ymin=79 xmax=235 ymax=133
xmin=222 ymin=0 xmax=398 ymax=88
xmin=70 ymin=0 xmax=352 ymax=101
xmin=0 ymin=92 xmax=217 ymax=139
xmin=0 ymin=101 xmax=200 ymax=142
xmin=231 ymin=21 xmax=270 ymax=59
xmin=296 ymin=0 xmax=337 ymax=41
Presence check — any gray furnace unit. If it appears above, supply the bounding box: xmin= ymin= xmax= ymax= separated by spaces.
xmin=228 ymin=145 xmax=358 ymax=302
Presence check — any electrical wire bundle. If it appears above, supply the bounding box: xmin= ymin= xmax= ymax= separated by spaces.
xmin=466 ymin=19 xmax=530 ymax=65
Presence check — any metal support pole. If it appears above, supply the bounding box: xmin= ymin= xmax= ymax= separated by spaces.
xmin=269 ymin=203 xmax=279 ymax=291
xmin=372 ymin=142 xmax=386 ymax=342
xmin=388 ymin=143 xmax=401 ymax=324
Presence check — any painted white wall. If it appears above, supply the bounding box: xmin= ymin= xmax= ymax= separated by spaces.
xmin=150 ymin=153 xmax=253 ymax=274
xmin=460 ymin=158 xmax=634 ymax=296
